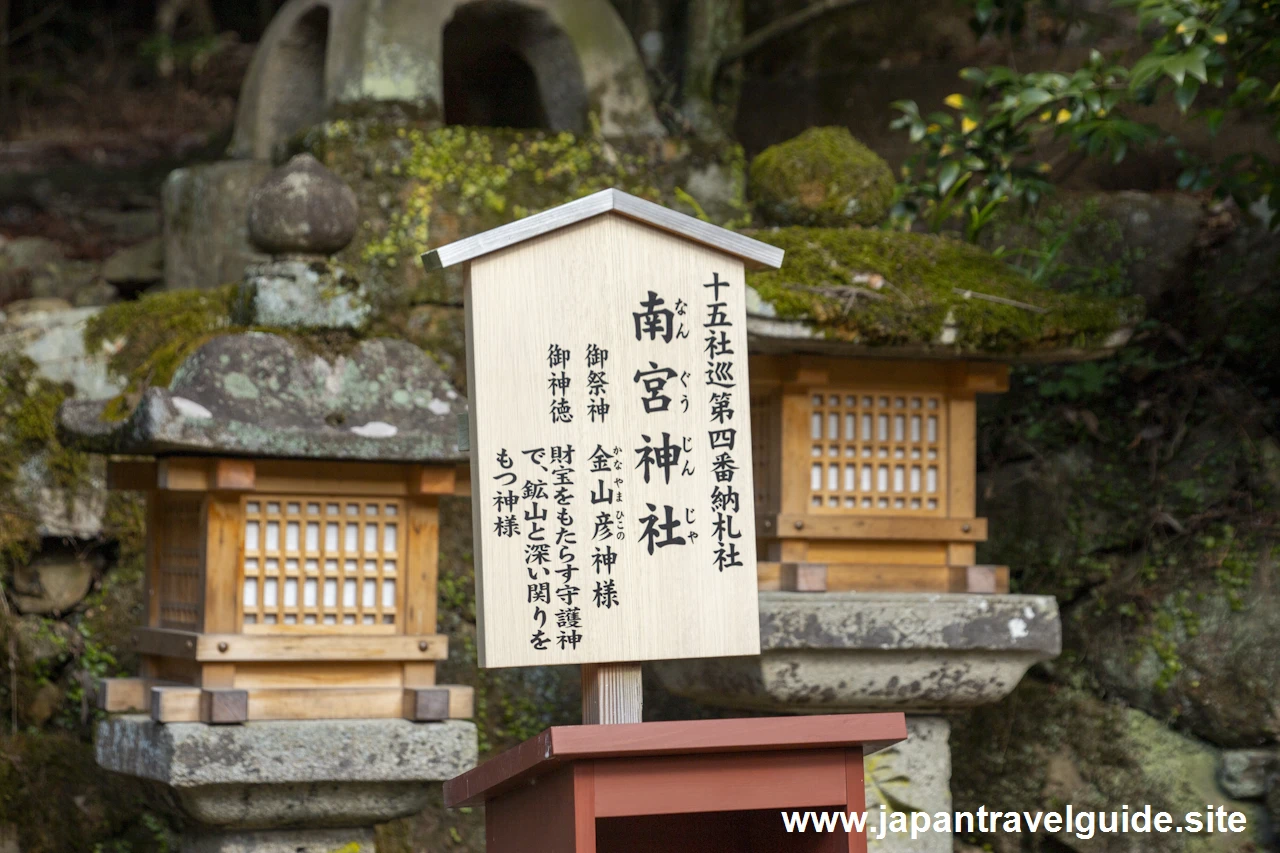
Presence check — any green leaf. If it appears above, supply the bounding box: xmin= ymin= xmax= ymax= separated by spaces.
xmin=1130 ymin=54 xmax=1168 ymax=89
xmin=1176 ymin=17 xmax=1199 ymax=44
xmin=1185 ymin=45 xmax=1210 ymax=83
xmin=1205 ymin=108 xmax=1225 ymax=135
xmin=1019 ymin=87 xmax=1055 ymax=107
xmin=937 ymin=161 xmax=961 ymax=196
xmin=1175 ymin=78 xmax=1200 ymax=112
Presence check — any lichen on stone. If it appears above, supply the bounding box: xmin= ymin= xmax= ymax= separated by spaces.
xmin=746 ymin=226 xmax=1142 ymax=353
xmin=81 ymin=285 xmax=238 ymax=421
xmin=749 ymin=127 xmax=896 ymax=227
xmin=0 ymin=352 xmax=90 ymax=569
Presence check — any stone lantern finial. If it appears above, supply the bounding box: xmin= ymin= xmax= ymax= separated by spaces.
xmin=236 ymin=154 xmax=371 ymax=330
xmin=247 ymin=153 xmax=358 ymax=257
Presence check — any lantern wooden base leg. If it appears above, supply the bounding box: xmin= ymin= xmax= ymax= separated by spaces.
xmin=201 ymin=688 xmax=249 ymax=724
xmin=98 ymin=677 xmax=156 ymax=713
xmin=779 ymin=563 xmax=828 ymax=592
xmin=759 ymin=562 xmax=1010 ymax=594
xmin=403 ymin=685 xmax=475 ymax=722
xmin=136 ymin=685 xmax=476 ymax=724
xmin=151 ymin=685 xmax=202 ymax=722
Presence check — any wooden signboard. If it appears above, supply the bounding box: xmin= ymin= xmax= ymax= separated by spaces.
xmin=424 ymin=190 xmax=784 ymax=669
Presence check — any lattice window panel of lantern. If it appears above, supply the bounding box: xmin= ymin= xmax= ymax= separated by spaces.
xmin=240 ymin=497 xmax=404 ymax=633
xmin=807 ymin=391 xmax=947 ymax=515
xmin=751 ymin=397 xmax=780 ymax=514
xmin=157 ymin=494 xmax=206 ymax=629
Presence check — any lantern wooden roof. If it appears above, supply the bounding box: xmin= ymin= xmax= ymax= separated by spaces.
xmin=60 ymin=332 xmax=466 ymax=463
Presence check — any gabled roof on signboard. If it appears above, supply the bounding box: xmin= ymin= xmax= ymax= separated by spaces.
xmin=420 ymin=188 xmax=785 ymax=272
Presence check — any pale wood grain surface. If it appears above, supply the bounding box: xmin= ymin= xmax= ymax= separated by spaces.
xmin=582 ymin=663 xmax=643 ymax=724
xmin=466 ymin=214 xmax=761 ymax=668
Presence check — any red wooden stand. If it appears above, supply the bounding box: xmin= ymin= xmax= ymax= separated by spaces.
xmin=445 ymin=713 xmax=907 ymax=853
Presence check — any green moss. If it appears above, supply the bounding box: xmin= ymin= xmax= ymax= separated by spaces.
xmin=0 ymin=353 xmax=91 ymax=569
xmin=316 ymin=123 xmax=665 ymax=272
xmin=0 ymin=733 xmax=174 ymax=853
xmin=303 ymin=115 xmax=750 ymax=306
xmin=83 ymin=286 xmax=238 ymax=420
xmin=749 ymin=127 xmax=895 ymax=227
xmin=746 ymin=227 xmax=1142 ymax=353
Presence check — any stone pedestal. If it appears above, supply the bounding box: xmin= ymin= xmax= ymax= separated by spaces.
xmin=96 ymin=715 xmax=477 ymax=852
xmin=651 ymin=592 xmax=1061 ymax=712
xmin=652 ymin=592 xmax=1061 ymax=853
xmin=865 ymin=717 xmax=952 ymax=853
xmin=181 ymin=828 xmax=376 ymax=853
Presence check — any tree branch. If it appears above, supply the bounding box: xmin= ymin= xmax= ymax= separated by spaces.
xmin=2 ymin=0 xmax=62 ymax=47
xmin=716 ymin=0 xmax=881 ymax=69
xmin=0 ymin=0 xmax=10 ymax=136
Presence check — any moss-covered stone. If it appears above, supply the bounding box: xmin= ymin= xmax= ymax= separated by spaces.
xmin=82 ymin=286 xmax=237 ymax=421
xmin=749 ymin=127 xmax=895 ymax=227
xmin=746 ymin=227 xmax=1141 ymax=354
xmin=0 ymin=351 xmax=90 ymax=570
xmin=950 ymin=679 xmax=1263 ymax=853
xmin=301 ymin=111 xmax=750 ymax=306
xmin=0 ymin=733 xmax=175 ymax=853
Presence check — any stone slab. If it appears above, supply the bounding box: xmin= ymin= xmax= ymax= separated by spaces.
xmin=97 ymin=716 xmax=477 ymax=828
xmin=1219 ymin=748 xmax=1278 ymax=800
xmin=1 ymin=304 xmax=123 ymax=400
xmin=234 ymin=258 xmax=371 ymax=330
xmin=866 ymin=717 xmax=951 ymax=853
xmin=182 ymin=828 xmax=374 ymax=853
xmin=651 ymin=592 xmax=1061 ymax=712
xmin=163 ymin=160 xmax=272 ymax=292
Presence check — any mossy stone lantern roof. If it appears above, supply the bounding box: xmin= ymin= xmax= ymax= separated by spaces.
xmin=59 ymin=331 xmax=466 ymax=463
xmin=743 ymin=227 xmax=1142 ymax=363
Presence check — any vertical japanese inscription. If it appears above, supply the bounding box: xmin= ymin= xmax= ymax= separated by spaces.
xmin=704 ymin=273 xmax=743 ymax=573
xmin=466 ymin=216 xmax=760 ymax=667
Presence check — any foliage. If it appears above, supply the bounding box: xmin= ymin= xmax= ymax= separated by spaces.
xmin=308 ymin=117 xmax=744 ymax=267
xmin=987 ymin=198 xmax=1141 ymax=297
xmin=0 ymin=733 xmax=174 ymax=853
xmin=892 ymin=0 xmax=1280 ymax=238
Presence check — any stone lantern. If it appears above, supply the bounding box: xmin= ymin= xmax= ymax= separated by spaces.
xmin=64 ymin=155 xmax=472 ymax=726
xmin=60 ymin=156 xmax=477 ymax=853
xmin=652 ymin=226 xmax=1138 ymax=853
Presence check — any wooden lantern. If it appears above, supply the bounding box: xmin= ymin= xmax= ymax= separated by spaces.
xmin=68 ymin=333 xmax=475 ymax=724
xmin=750 ymin=355 xmax=1010 ymax=595
xmin=98 ymin=456 xmax=471 ymax=723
